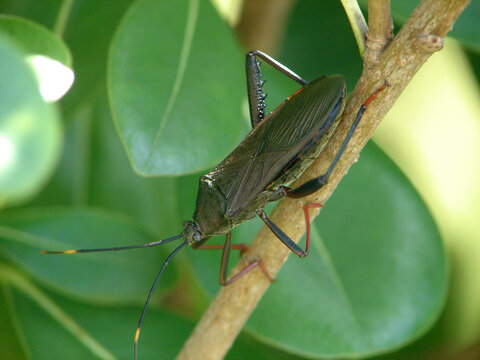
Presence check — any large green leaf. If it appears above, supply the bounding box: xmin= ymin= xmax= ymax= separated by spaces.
xmin=3 ymin=282 xmax=191 ymax=360
xmin=0 ymin=0 xmax=136 ymax=111
xmin=190 ymin=143 xmax=447 ymax=358
xmin=0 ymin=209 xmax=178 ymax=303
xmin=1 ymin=273 xmax=306 ymax=360
xmin=109 ymin=0 xmax=246 ymax=175
xmin=29 ymin=89 xmax=183 ymax=237
xmin=61 ymin=0 xmax=135 ymax=111
xmin=0 ymin=34 xmax=61 ymax=207
xmin=0 ymin=286 xmax=27 ymax=360
xmin=0 ymin=15 xmax=71 ymax=66
xmin=0 ymin=0 xmax=63 ymax=30
xmin=0 ymin=15 xmax=74 ymax=102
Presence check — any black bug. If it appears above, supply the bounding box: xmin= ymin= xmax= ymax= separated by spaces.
xmin=42 ymin=50 xmax=385 ymax=359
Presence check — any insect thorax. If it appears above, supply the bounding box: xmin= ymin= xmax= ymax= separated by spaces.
xmin=193 ymin=176 xmax=232 ymax=238
xmin=193 ymin=175 xmax=283 ymax=237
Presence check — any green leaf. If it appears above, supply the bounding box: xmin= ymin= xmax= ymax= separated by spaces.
xmin=0 ymin=15 xmax=74 ymax=102
xmin=279 ymin=0 xmax=363 ymax=93
xmin=5 ymin=283 xmax=191 ymax=360
xmin=2 ymin=272 xmax=305 ymax=360
xmin=0 ymin=15 xmax=71 ymax=66
xmin=61 ymin=0 xmax=135 ymax=110
xmin=0 ymin=209 xmax=178 ymax=303
xmin=0 ymin=0 xmax=64 ymax=30
xmin=0 ymin=0 xmax=136 ymax=110
xmin=229 ymin=333 xmax=306 ymax=360
xmin=29 ymin=88 xmax=185 ymax=238
xmin=109 ymin=0 xmax=246 ymax=175
xmin=0 ymin=286 xmax=27 ymax=360
xmin=191 ymin=143 xmax=447 ymax=358
xmin=0 ymin=34 xmax=61 ymax=207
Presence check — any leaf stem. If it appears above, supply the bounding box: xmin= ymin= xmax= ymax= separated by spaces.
xmin=143 ymin=0 xmax=200 ymax=170
xmin=340 ymin=0 xmax=369 ymax=55
xmin=53 ymin=0 xmax=74 ymax=37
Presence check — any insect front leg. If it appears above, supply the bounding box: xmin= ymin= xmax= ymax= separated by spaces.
xmin=198 ymin=232 xmax=273 ymax=285
xmin=285 ymin=84 xmax=387 ymax=198
xmin=246 ymin=50 xmax=308 ymax=128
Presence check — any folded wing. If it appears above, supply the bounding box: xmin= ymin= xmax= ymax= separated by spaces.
xmin=209 ymin=75 xmax=345 ymax=218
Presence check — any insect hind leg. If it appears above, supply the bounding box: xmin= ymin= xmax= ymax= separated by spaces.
xmin=259 ymin=210 xmax=309 ymax=258
xmin=248 ymin=50 xmax=307 ymax=85
xmin=246 ymin=50 xmax=307 ymax=128
xmin=258 ymin=205 xmax=322 ymax=259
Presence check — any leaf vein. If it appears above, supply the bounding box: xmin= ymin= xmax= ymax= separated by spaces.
xmin=311 ymin=225 xmax=369 ymax=347
xmin=143 ymin=0 xmax=200 ymax=170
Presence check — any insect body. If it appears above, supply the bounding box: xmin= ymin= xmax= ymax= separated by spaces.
xmin=191 ymin=71 xmax=345 ymax=244
xmin=43 ymin=50 xmax=384 ymax=359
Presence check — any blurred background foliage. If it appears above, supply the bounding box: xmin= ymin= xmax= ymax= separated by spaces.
xmin=0 ymin=0 xmax=478 ymax=359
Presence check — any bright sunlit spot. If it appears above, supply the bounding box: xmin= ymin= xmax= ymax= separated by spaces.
xmin=375 ymin=39 xmax=480 ymax=345
xmin=375 ymin=39 xmax=480 ymax=216
xmin=27 ymin=55 xmax=74 ymax=102
xmin=211 ymin=0 xmax=243 ymax=25
xmin=0 ymin=133 xmax=15 ymax=173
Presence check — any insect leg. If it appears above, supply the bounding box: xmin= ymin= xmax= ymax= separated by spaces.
xmin=134 ymin=241 xmax=188 ymax=360
xmin=210 ymin=232 xmax=273 ymax=285
xmin=303 ymin=203 xmax=324 ymax=248
xmin=248 ymin=50 xmax=307 ymax=85
xmin=259 ymin=210 xmax=308 ymax=258
xmin=246 ymin=52 xmax=267 ymax=127
xmin=246 ymin=50 xmax=308 ymax=128
xmin=285 ymin=84 xmax=387 ymax=198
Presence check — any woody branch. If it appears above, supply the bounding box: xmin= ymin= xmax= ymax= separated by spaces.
xmin=177 ymin=0 xmax=471 ymax=359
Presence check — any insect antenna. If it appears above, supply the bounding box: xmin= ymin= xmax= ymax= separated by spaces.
xmin=41 ymin=233 xmax=188 ymax=359
xmin=134 ymin=240 xmax=188 ymax=360
xmin=40 ymin=234 xmax=183 ymax=254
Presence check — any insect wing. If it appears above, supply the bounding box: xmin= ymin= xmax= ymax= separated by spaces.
xmin=264 ymin=75 xmax=345 ymax=148
xmin=212 ymin=75 xmax=345 ymax=218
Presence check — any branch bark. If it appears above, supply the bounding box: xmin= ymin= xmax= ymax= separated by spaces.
xmin=177 ymin=0 xmax=471 ymax=359
xmin=364 ymin=0 xmax=393 ymax=65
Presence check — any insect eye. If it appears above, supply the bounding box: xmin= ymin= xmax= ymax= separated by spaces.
xmin=193 ymin=233 xmax=202 ymax=242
